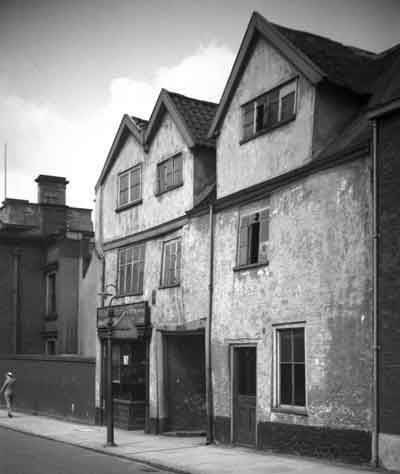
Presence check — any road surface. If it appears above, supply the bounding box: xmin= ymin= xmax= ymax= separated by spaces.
xmin=0 ymin=426 xmax=170 ymax=474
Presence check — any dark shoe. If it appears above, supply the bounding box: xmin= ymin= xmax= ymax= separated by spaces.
xmin=8 ymin=413 xmax=12 ymax=418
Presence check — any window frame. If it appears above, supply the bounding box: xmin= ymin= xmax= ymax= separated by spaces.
xmin=273 ymin=322 xmax=307 ymax=414
xmin=117 ymin=243 xmax=145 ymax=296
xmin=234 ymin=207 xmax=270 ymax=271
xmin=45 ymin=271 xmax=57 ymax=318
xmin=117 ymin=164 xmax=142 ymax=211
xmin=156 ymin=153 xmax=183 ymax=195
xmin=160 ymin=237 xmax=182 ymax=288
xmin=240 ymin=78 xmax=298 ymax=143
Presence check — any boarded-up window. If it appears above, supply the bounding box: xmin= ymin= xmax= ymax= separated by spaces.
xmin=241 ymin=79 xmax=297 ymax=140
xmin=157 ymin=154 xmax=183 ymax=194
xmin=118 ymin=164 xmax=142 ymax=207
xmin=161 ymin=238 xmax=182 ymax=287
xmin=278 ymin=327 xmax=305 ymax=407
xmin=237 ymin=209 xmax=269 ymax=266
xmin=118 ymin=244 xmax=145 ymax=295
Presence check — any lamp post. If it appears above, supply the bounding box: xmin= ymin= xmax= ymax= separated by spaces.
xmin=99 ymin=285 xmax=118 ymax=447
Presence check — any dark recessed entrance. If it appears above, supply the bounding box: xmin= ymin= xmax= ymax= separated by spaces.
xmin=164 ymin=333 xmax=206 ymax=432
xmin=233 ymin=346 xmax=257 ymax=446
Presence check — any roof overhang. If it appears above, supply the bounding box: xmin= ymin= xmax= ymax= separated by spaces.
xmin=208 ymin=11 xmax=325 ymax=138
xmin=144 ymin=89 xmax=195 ymax=149
xmin=95 ymin=114 xmax=145 ymax=190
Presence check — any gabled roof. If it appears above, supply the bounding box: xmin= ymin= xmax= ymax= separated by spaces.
xmin=208 ymin=11 xmax=379 ymax=138
xmin=95 ymin=114 xmax=148 ymax=190
xmin=144 ymin=89 xmax=217 ymax=149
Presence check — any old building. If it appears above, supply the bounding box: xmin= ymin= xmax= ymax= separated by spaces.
xmin=0 ymin=175 xmax=94 ymax=355
xmin=207 ymin=11 xmax=400 ymax=466
xmin=95 ymin=90 xmax=217 ymax=432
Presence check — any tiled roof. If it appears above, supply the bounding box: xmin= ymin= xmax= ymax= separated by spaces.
xmin=273 ymin=23 xmax=379 ymax=95
xmin=130 ymin=115 xmax=148 ymax=131
xmin=168 ymin=91 xmax=218 ymax=147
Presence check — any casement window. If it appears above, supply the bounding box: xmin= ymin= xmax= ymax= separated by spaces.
xmin=156 ymin=154 xmax=183 ymax=194
xmin=237 ymin=209 xmax=269 ymax=267
xmin=277 ymin=327 xmax=306 ymax=408
xmin=161 ymin=238 xmax=182 ymax=287
xmin=242 ymin=79 xmax=297 ymax=141
xmin=118 ymin=244 xmax=145 ymax=295
xmin=118 ymin=164 xmax=142 ymax=208
xmin=46 ymin=272 xmax=57 ymax=316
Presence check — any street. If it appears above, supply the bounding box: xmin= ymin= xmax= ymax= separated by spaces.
xmin=0 ymin=427 xmax=170 ymax=474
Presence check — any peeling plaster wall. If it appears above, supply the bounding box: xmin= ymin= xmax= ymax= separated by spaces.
xmin=217 ymin=37 xmax=315 ymax=199
xmin=103 ymin=212 xmax=211 ymax=420
xmin=102 ymin=113 xmax=194 ymax=243
xmin=212 ymin=158 xmax=373 ymax=432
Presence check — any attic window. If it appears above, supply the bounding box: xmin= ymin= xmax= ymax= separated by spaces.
xmin=156 ymin=154 xmax=183 ymax=195
xmin=242 ymin=79 xmax=297 ymax=142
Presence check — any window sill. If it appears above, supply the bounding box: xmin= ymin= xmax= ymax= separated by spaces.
xmin=233 ymin=261 xmax=269 ymax=272
xmin=271 ymin=406 xmax=308 ymax=416
xmin=155 ymin=182 xmax=183 ymax=197
xmin=115 ymin=199 xmax=142 ymax=213
xmin=116 ymin=292 xmax=143 ymax=297
xmin=240 ymin=115 xmax=296 ymax=145
xmin=159 ymin=283 xmax=180 ymax=289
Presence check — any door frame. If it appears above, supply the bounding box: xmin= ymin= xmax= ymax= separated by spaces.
xmin=230 ymin=343 xmax=258 ymax=446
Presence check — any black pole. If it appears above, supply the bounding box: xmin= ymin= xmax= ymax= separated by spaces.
xmin=106 ymin=309 xmax=116 ymax=446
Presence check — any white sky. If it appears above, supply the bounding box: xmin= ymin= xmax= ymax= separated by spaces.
xmin=0 ymin=0 xmax=399 ymax=209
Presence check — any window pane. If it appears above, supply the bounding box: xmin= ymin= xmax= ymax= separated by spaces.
xmin=119 ymin=266 xmax=125 ymax=294
xmin=294 ymin=363 xmax=306 ymax=406
xmin=238 ymin=216 xmax=249 ymax=266
xmin=280 ymin=330 xmax=292 ymax=362
xmin=293 ymin=328 xmax=305 ymax=362
xmin=126 ymin=263 xmax=132 ymax=293
xmin=249 ymin=220 xmax=260 ymax=264
xmin=130 ymin=167 xmax=141 ymax=201
xmin=280 ymin=363 xmax=292 ymax=405
xmin=255 ymin=104 xmax=264 ymax=132
xmin=238 ymin=348 xmax=256 ymax=396
xmin=281 ymin=92 xmax=295 ymax=121
xmin=119 ymin=173 xmax=129 ymax=205
xmin=173 ymin=155 xmax=183 ymax=186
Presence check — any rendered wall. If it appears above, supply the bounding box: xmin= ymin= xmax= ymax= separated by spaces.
xmin=102 ymin=113 xmax=194 ymax=243
xmin=212 ymin=158 xmax=373 ymax=459
xmin=216 ymin=36 xmax=315 ymax=199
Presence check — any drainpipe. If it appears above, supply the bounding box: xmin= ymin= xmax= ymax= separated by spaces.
xmin=206 ymin=202 xmax=214 ymax=444
xmin=372 ymin=119 xmax=380 ymax=467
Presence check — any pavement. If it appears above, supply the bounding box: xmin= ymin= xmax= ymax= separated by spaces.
xmin=0 ymin=409 xmax=383 ymax=474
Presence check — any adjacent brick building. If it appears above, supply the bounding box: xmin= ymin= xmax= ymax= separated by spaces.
xmin=95 ymin=90 xmax=216 ymax=432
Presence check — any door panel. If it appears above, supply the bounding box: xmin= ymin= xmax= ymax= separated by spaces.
xmin=234 ymin=346 xmax=256 ymax=446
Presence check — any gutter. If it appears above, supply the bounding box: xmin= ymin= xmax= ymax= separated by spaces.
xmin=206 ymin=202 xmax=214 ymax=444
xmin=372 ymin=119 xmax=380 ymax=467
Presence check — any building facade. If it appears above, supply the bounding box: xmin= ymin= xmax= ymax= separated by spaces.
xmin=95 ymin=90 xmax=216 ymax=432
xmin=0 ymin=175 xmax=94 ymax=355
xmin=207 ymin=12 xmax=400 ymax=466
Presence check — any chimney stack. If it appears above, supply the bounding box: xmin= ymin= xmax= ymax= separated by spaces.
xmin=35 ymin=175 xmax=69 ymax=206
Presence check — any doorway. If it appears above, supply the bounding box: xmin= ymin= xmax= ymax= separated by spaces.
xmin=164 ymin=333 xmax=206 ymax=432
xmin=233 ymin=345 xmax=257 ymax=446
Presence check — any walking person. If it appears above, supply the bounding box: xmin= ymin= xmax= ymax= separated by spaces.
xmin=0 ymin=372 xmax=16 ymax=418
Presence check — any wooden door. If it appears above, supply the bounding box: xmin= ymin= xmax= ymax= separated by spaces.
xmin=233 ymin=346 xmax=256 ymax=446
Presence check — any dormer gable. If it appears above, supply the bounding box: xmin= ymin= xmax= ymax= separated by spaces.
xmin=209 ymin=11 xmax=377 ymax=139
xmin=144 ymin=89 xmax=217 ymax=150
xmin=96 ymin=114 xmax=148 ymax=190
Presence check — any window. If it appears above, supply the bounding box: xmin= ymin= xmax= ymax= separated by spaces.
xmin=118 ymin=165 xmax=142 ymax=208
xmin=46 ymin=272 xmax=57 ymax=316
xmin=237 ymin=209 xmax=269 ymax=267
xmin=45 ymin=339 xmax=57 ymax=355
xmin=242 ymin=79 xmax=297 ymax=141
xmin=161 ymin=238 xmax=181 ymax=287
xmin=118 ymin=244 xmax=145 ymax=295
xmin=156 ymin=154 xmax=183 ymax=194
xmin=277 ymin=327 xmax=305 ymax=408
